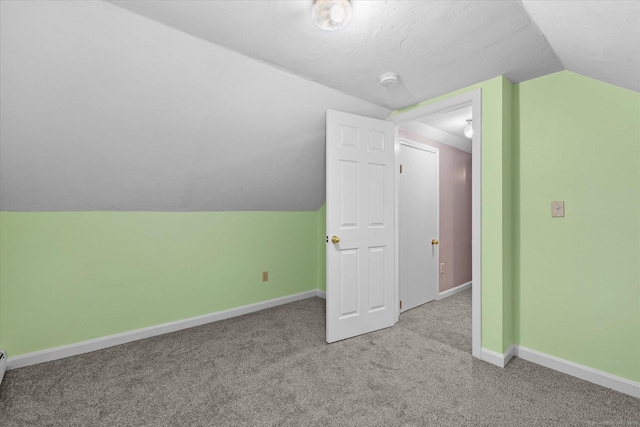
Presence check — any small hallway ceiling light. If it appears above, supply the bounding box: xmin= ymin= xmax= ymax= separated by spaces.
xmin=312 ymin=0 xmax=352 ymax=31
xmin=464 ymin=119 xmax=473 ymax=139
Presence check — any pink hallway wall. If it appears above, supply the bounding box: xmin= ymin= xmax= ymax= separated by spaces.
xmin=399 ymin=129 xmax=472 ymax=293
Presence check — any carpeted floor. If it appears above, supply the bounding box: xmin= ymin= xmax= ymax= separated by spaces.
xmin=1 ymin=288 xmax=638 ymax=426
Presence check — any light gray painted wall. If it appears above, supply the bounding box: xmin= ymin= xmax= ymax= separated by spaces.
xmin=0 ymin=0 xmax=389 ymax=212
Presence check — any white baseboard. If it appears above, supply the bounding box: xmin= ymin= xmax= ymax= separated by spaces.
xmin=481 ymin=345 xmax=515 ymax=368
xmin=479 ymin=345 xmax=638 ymax=398
xmin=514 ymin=346 xmax=640 ymax=399
xmin=7 ymin=290 xmax=320 ymax=371
xmin=436 ymin=281 xmax=472 ymax=300
xmin=8 ymin=289 xmax=637 ymax=399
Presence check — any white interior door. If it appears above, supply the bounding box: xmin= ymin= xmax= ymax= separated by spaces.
xmin=399 ymin=141 xmax=439 ymax=312
xmin=326 ymin=110 xmax=396 ymax=343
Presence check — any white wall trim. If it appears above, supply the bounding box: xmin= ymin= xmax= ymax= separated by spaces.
xmin=436 ymin=281 xmax=472 ymax=300
xmin=481 ymin=345 xmax=516 ymax=368
xmin=480 ymin=344 xmax=640 ymax=398
xmin=400 ymin=121 xmax=472 ymax=153
xmin=514 ymin=346 xmax=640 ymax=398
xmin=389 ymin=88 xmax=482 ymax=360
xmin=315 ymin=290 xmax=326 ymax=299
xmin=393 ymin=125 xmax=400 ymax=323
xmin=6 ymin=290 xmax=320 ymax=371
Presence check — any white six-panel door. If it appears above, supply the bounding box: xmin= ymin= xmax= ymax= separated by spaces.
xmin=326 ymin=110 xmax=396 ymax=343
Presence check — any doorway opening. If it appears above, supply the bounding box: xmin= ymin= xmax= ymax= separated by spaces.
xmin=389 ymin=89 xmax=481 ymax=358
xmin=324 ymin=90 xmax=482 ymax=358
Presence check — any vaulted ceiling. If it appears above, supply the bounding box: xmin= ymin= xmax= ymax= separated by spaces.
xmin=1 ymin=1 xmax=638 ymax=211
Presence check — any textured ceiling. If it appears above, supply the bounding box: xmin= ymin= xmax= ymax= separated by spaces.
xmin=1 ymin=0 xmax=638 ymax=212
xmin=0 ymin=0 xmax=388 ymax=211
xmin=108 ymin=0 xmax=566 ymax=110
xmin=107 ymin=0 xmax=640 ymax=108
xmin=521 ymin=1 xmax=640 ymax=92
xmin=419 ymin=105 xmax=474 ymax=141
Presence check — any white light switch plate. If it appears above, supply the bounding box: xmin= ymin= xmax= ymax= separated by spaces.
xmin=551 ymin=201 xmax=564 ymax=217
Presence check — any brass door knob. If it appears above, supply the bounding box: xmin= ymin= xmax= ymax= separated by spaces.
xmin=431 ymin=239 xmax=439 ymax=245
xmin=331 ymin=236 xmax=341 ymax=244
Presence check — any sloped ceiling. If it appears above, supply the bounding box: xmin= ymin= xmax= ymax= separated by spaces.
xmin=0 ymin=0 xmax=638 ymax=211
xmin=521 ymin=1 xmax=640 ymax=92
xmin=107 ymin=0 xmax=565 ymax=110
xmin=0 ymin=0 xmax=388 ymax=211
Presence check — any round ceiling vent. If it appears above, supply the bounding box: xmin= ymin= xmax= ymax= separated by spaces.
xmin=379 ymin=72 xmax=399 ymax=87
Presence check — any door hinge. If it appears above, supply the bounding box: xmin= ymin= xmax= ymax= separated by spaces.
xmin=400 ymin=164 xmax=403 ymax=174
xmin=400 ymin=300 xmax=403 ymax=309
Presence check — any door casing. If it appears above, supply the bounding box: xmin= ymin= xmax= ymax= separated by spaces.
xmin=389 ymin=89 xmax=482 ymax=359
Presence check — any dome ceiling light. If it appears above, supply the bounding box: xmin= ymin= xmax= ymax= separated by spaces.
xmin=464 ymin=119 xmax=473 ymax=139
xmin=312 ymin=0 xmax=352 ymax=31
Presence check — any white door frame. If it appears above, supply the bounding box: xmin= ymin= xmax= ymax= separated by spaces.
xmin=388 ymin=89 xmax=482 ymax=359
xmin=398 ymin=138 xmax=440 ymax=311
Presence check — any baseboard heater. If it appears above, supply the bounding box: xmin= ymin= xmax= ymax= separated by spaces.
xmin=0 ymin=350 xmax=6 ymax=385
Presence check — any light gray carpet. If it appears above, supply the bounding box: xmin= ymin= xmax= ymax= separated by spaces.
xmin=1 ymin=289 xmax=638 ymax=426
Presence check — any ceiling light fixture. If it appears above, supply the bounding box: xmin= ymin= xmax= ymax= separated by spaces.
xmin=312 ymin=0 xmax=352 ymax=31
xmin=464 ymin=119 xmax=473 ymax=139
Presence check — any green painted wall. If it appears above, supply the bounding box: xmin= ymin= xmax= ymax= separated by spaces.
xmin=514 ymin=71 xmax=640 ymax=382
xmin=395 ymin=76 xmax=515 ymax=354
xmin=0 ymin=211 xmax=319 ymax=357
xmin=316 ymin=203 xmax=327 ymax=292
xmin=398 ymin=71 xmax=639 ymax=381
xmin=2 ymin=72 xmax=637 ymax=384
xmin=501 ymin=77 xmax=514 ymax=349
